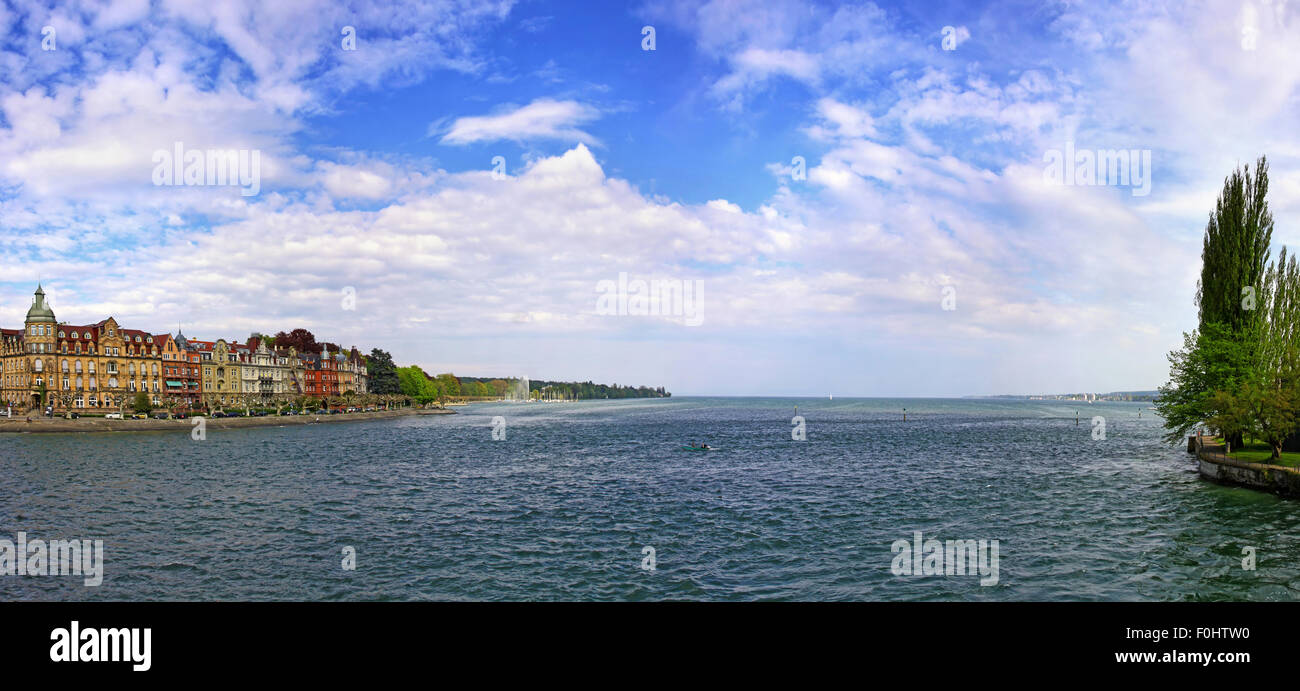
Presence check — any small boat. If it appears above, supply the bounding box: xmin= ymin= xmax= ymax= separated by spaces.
xmin=680 ymin=444 xmax=713 ymax=451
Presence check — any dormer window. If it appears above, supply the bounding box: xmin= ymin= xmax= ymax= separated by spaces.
xmin=58 ymin=330 xmax=65 ymax=338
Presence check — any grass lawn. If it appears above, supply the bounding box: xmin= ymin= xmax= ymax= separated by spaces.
xmin=1216 ymin=440 xmax=1300 ymax=468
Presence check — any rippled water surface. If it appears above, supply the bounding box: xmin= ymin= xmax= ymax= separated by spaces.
xmin=2 ymin=398 xmax=1298 ymax=601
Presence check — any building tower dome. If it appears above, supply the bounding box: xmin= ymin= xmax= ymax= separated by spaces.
xmin=25 ymin=285 xmax=56 ymax=323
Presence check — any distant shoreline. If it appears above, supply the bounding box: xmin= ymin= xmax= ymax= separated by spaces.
xmin=0 ymin=407 xmax=453 ymax=435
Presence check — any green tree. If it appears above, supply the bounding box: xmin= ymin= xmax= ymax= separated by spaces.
xmin=396 ymin=366 xmax=439 ymax=403
xmin=1196 ymin=156 xmax=1273 ymax=335
xmin=1154 ymin=322 xmax=1254 ymax=444
xmin=1160 ymin=158 xmax=1274 ymax=446
xmin=1204 ymin=388 xmax=1254 ymax=450
xmin=367 ymin=349 xmax=401 ymax=394
xmin=435 ymin=373 xmax=461 ymax=397
xmin=1250 ymin=379 xmax=1300 ymax=460
xmin=132 ymin=391 xmax=151 ymax=413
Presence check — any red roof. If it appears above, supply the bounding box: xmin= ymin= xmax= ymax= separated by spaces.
xmin=57 ymin=325 xmax=100 ymax=344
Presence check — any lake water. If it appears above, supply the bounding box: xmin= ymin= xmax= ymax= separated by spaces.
xmin=2 ymin=397 xmax=1297 ymax=601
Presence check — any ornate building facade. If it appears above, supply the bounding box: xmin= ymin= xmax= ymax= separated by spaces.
xmin=3 ymin=286 xmax=375 ymax=413
xmin=1 ymin=287 xmax=165 ymax=412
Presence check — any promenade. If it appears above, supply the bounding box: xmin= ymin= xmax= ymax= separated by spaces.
xmin=0 ymin=407 xmax=453 ymax=434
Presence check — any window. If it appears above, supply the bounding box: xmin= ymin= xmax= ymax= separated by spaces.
xmin=58 ymin=330 xmax=65 ymax=338
xmin=72 ymin=332 xmax=78 ymax=339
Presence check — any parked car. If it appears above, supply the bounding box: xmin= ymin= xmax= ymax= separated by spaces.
xmin=67 ymin=412 xmax=80 ymax=420
xmin=105 ymin=412 xmax=123 ymax=419
xmin=279 ymin=409 xmax=294 ymax=416
xmin=132 ymin=413 xmax=148 ymax=419
xmin=153 ymin=413 xmax=170 ymax=419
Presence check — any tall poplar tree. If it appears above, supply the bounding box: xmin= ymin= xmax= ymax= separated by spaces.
xmin=1157 ymin=157 xmax=1274 ymax=444
xmin=1195 ymin=156 xmax=1273 ymax=335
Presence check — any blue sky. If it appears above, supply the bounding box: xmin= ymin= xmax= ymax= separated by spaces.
xmin=1 ymin=0 xmax=1299 ymax=396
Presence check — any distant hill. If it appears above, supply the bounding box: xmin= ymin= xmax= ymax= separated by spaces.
xmin=971 ymin=390 xmax=1159 ymax=401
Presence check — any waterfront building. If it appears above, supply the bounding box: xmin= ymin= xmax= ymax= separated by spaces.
xmin=337 ymin=346 xmax=369 ymax=395
xmin=1 ymin=286 xmax=164 ymax=412
xmin=2 ymin=286 xmax=375 ymax=413
xmin=160 ymin=331 xmax=202 ymax=409
xmin=236 ymin=337 xmax=300 ymax=403
xmin=199 ymin=339 xmax=244 ymax=408
xmin=300 ymin=347 xmax=342 ymax=400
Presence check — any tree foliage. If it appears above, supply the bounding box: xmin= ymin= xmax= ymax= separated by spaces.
xmin=273 ymin=328 xmax=320 ymax=354
xmin=1154 ymin=322 xmax=1254 ymax=444
xmin=367 ymin=348 xmax=401 ymax=394
xmin=1196 ymin=156 xmax=1273 ymax=335
xmin=1159 ymin=157 xmax=1274 ymax=445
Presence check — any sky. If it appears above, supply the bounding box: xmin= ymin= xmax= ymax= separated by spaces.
xmin=1 ymin=0 xmax=1299 ymax=397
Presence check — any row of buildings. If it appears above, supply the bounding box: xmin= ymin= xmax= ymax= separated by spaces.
xmin=1 ymin=286 xmax=369 ymax=413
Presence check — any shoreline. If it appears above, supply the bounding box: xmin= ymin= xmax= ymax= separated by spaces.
xmin=0 ymin=407 xmax=453 ymax=435
xmin=1192 ymin=435 xmax=1300 ymax=498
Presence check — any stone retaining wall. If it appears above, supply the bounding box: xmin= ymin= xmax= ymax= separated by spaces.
xmin=1193 ymin=436 xmax=1300 ymax=498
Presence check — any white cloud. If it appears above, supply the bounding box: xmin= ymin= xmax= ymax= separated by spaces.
xmin=437 ymin=99 xmax=602 ymax=145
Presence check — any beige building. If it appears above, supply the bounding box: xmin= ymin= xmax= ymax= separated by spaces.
xmin=1 ymin=286 xmax=164 ymax=413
